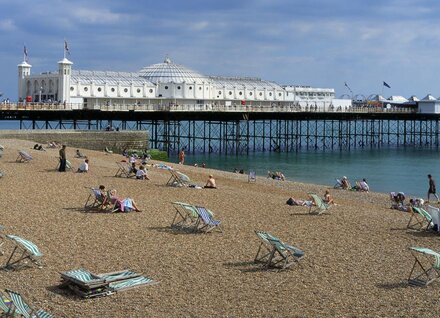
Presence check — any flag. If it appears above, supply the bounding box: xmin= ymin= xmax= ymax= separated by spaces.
xmin=383 ymin=81 xmax=391 ymax=88
xmin=64 ymin=40 xmax=70 ymax=55
xmin=23 ymin=45 xmax=28 ymax=58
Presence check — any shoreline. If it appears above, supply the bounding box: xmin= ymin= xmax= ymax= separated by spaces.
xmin=0 ymin=138 xmax=437 ymax=317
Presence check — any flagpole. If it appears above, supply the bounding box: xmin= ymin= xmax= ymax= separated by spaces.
xmin=63 ymin=39 xmax=66 ymax=59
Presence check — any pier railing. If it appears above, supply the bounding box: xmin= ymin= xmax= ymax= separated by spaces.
xmin=0 ymin=102 xmax=417 ymax=114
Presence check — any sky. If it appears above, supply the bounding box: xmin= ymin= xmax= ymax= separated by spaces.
xmin=1 ymin=0 xmax=440 ymax=100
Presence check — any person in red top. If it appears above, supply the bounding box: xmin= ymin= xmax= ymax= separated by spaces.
xmin=178 ymin=148 xmax=185 ymax=164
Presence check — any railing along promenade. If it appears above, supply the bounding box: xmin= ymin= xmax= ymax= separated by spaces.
xmin=0 ymin=102 xmax=416 ymax=114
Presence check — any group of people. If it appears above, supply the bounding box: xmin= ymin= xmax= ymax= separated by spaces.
xmin=97 ymin=185 xmax=141 ymax=212
xmin=338 ymin=176 xmax=369 ymax=192
xmin=286 ymin=189 xmax=335 ymax=206
xmin=268 ymin=171 xmax=285 ymax=181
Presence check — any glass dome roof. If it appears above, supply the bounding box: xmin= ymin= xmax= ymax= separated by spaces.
xmin=138 ymin=57 xmax=210 ymax=84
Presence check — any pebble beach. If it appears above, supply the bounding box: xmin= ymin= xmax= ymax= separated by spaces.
xmin=0 ymin=138 xmax=439 ymax=318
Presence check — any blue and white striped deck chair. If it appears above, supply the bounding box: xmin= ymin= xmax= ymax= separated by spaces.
xmin=171 ymin=202 xmax=199 ymax=228
xmin=6 ymin=289 xmax=53 ymax=318
xmin=194 ymin=206 xmax=222 ymax=233
xmin=99 ymin=269 xmax=141 ymax=283
xmin=333 ymin=178 xmax=343 ymax=189
xmin=3 ymin=235 xmax=43 ymax=270
xmin=408 ymin=247 xmax=440 ymax=286
xmin=308 ymin=193 xmax=331 ymax=215
xmin=167 ymin=170 xmax=191 ymax=187
xmin=60 ymin=268 xmax=112 ymax=298
xmin=16 ymin=150 xmax=32 ymax=163
xmin=84 ymin=187 xmax=112 ymax=211
xmin=266 ymin=234 xmax=304 ymax=270
xmin=407 ymin=207 xmax=433 ymax=231
xmin=109 ymin=275 xmax=157 ymax=292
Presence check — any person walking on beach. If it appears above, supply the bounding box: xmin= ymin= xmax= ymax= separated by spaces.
xmin=59 ymin=144 xmax=67 ymax=172
xmin=179 ymin=147 xmax=185 ymax=165
xmin=427 ymin=174 xmax=440 ymax=203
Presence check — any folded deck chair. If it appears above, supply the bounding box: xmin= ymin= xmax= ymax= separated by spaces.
xmin=248 ymin=171 xmax=256 ymax=183
xmin=308 ymin=193 xmax=331 ymax=215
xmin=60 ymin=268 xmax=112 ymax=298
xmin=407 ymin=206 xmax=433 ymax=231
xmin=194 ymin=206 xmax=222 ymax=233
xmin=55 ymin=157 xmax=73 ymax=171
xmin=6 ymin=289 xmax=53 ymax=318
xmin=254 ymin=231 xmax=304 ymax=270
xmin=108 ymin=275 xmax=157 ymax=292
xmin=114 ymin=161 xmax=135 ymax=178
xmin=408 ymin=247 xmax=440 ymax=286
xmin=3 ymin=235 xmax=43 ymax=270
xmin=166 ymin=170 xmax=191 ymax=187
xmin=171 ymin=202 xmax=199 ymax=228
xmin=16 ymin=150 xmax=32 ymax=163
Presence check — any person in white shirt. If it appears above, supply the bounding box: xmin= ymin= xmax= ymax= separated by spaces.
xmin=136 ymin=165 xmax=149 ymax=180
xmin=77 ymin=159 xmax=89 ymax=173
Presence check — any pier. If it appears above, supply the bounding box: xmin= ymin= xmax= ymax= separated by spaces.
xmin=0 ymin=102 xmax=437 ymax=154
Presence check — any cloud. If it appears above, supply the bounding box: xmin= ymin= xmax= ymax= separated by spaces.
xmin=0 ymin=19 xmax=16 ymax=31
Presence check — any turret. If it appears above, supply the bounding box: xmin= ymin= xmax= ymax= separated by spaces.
xmin=58 ymin=57 xmax=73 ymax=105
xmin=17 ymin=60 xmax=31 ymax=101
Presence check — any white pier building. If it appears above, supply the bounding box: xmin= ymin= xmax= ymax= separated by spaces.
xmin=18 ymin=56 xmax=351 ymax=111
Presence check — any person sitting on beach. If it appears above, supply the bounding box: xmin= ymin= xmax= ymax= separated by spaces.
xmin=233 ymin=168 xmax=238 ymax=173
xmin=77 ymin=159 xmax=89 ymax=173
xmin=204 ymin=174 xmax=217 ymax=189
xmin=353 ymin=178 xmax=369 ymax=192
xmin=109 ymin=189 xmax=141 ymax=212
xmin=129 ymin=155 xmax=137 ymax=164
xmin=341 ymin=176 xmax=351 ymax=190
xmin=268 ymin=171 xmax=285 ymax=181
xmin=323 ymin=189 xmax=336 ymax=205
xmin=33 ymin=144 xmax=45 ymax=151
xmin=390 ymin=191 xmax=407 ymax=210
xmin=136 ymin=165 xmax=150 ymax=180
xmin=129 ymin=162 xmax=138 ymax=175
xmin=75 ymin=149 xmax=86 ymax=158
xmin=286 ymin=197 xmax=312 ymax=206
xmin=98 ymin=185 xmax=111 ymax=207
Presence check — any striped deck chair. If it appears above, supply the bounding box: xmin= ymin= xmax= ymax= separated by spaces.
xmin=171 ymin=202 xmax=199 ymax=228
xmin=0 ymin=292 xmax=13 ymax=317
xmin=248 ymin=171 xmax=256 ymax=183
xmin=60 ymin=268 xmax=112 ymax=298
xmin=114 ymin=161 xmax=135 ymax=178
xmin=84 ymin=187 xmax=113 ymax=212
xmin=408 ymin=247 xmax=440 ymax=286
xmin=16 ymin=150 xmax=32 ymax=163
xmin=6 ymin=289 xmax=53 ymax=318
xmin=194 ymin=206 xmax=222 ymax=233
xmin=308 ymin=193 xmax=331 ymax=215
xmin=167 ymin=170 xmax=190 ymax=187
xmin=0 ymin=225 xmax=5 ymax=256
xmin=254 ymin=231 xmax=304 ymax=270
xmin=109 ymin=275 xmax=157 ymax=292
xmin=55 ymin=157 xmax=73 ymax=171
xmin=333 ymin=178 xmax=343 ymax=189
xmin=3 ymin=235 xmax=43 ymax=270
xmin=407 ymin=206 xmax=433 ymax=231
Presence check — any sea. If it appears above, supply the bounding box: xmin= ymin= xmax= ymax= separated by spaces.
xmin=1 ymin=120 xmax=438 ymax=198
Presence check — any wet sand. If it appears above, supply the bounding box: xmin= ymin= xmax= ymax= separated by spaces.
xmin=0 ymin=138 xmax=439 ymax=318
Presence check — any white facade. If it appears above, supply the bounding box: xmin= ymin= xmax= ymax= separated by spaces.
xmin=17 ymin=56 xmax=346 ymax=110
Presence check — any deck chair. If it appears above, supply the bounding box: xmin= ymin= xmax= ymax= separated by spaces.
xmin=171 ymin=202 xmax=199 ymax=228
xmin=248 ymin=171 xmax=256 ymax=183
xmin=0 ymin=292 xmax=13 ymax=317
xmin=16 ymin=150 xmax=32 ymax=163
xmin=166 ymin=170 xmax=191 ymax=187
xmin=60 ymin=268 xmax=112 ymax=298
xmin=3 ymin=235 xmax=43 ymax=270
xmin=254 ymin=231 xmax=304 ymax=270
xmin=55 ymin=157 xmax=73 ymax=171
xmin=333 ymin=178 xmax=343 ymax=189
xmin=104 ymin=147 xmax=113 ymax=154
xmin=308 ymin=193 xmax=331 ymax=215
xmin=426 ymin=205 xmax=440 ymax=233
xmin=84 ymin=187 xmax=113 ymax=212
xmin=6 ymin=289 xmax=53 ymax=318
xmin=407 ymin=206 xmax=433 ymax=231
xmin=408 ymin=247 xmax=440 ymax=286
xmin=194 ymin=206 xmax=222 ymax=233
xmin=108 ymin=275 xmax=157 ymax=292
xmin=114 ymin=161 xmax=135 ymax=178
xmin=0 ymin=225 xmax=5 ymax=256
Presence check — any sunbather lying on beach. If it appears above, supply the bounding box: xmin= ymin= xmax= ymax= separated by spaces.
xmin=109 ymin=189 xmax=141 ymax=212
xmin=286 ymin=197 xmax=312 ymax=206
xmin=268 ymin=171 xmax=285 ymax=181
